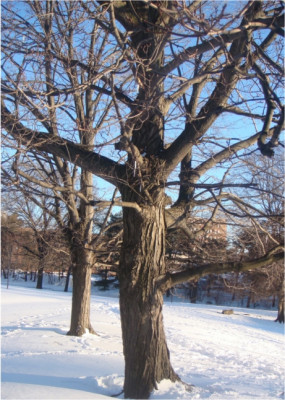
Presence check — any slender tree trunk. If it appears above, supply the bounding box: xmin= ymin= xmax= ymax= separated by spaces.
xmin=6 ymin=268 xmax=10 ymax=289
xmin=64 ymin=265 xmax=72 ymax=292
xmin=246 ymin=292 xmax=251 ymax=308
xmin=36 ymin=237 xmax=47 ymax=289
xmin=189 ymin=282 xmax=198 ymax=303
xmin=36 ymin=265 xmax=44 ymax=289
xmin=67 ymin=247 xmax=96 ymax=336
xmin=275 ymin=281 xmax=284 ymax=323
xmin=272 ymin=295 xmax=276 ymax=308
xmin=119 ymin=189 xmax=179 ymax=399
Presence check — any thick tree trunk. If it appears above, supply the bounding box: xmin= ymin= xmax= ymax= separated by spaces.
xmin=67 ymin=248 xmax=96 ymax=336
xmin=119 ymin=190 xmax=179 ymax=399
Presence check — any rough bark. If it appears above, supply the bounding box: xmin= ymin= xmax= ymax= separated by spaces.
xmin=119 ymin=186 xmax=178 ymax=399
xmin=67 ymin=247 xmax=96 ymax=336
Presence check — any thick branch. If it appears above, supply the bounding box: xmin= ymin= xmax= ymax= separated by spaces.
xmin=164 ymin=182 xmax=257 ymax=190
xmin=157 ymin=246 xmax=284 ymax=293
xmin=1 ymin=104 xmax=124 ymax=186
xmin=193 ymin=125 xmax=279 ymax=182
xmin=161 ymin=5 xmax=283 ymax=177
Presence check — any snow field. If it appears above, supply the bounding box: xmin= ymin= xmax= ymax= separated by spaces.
xmin=1 ymin=283 xmax=284 ymax=399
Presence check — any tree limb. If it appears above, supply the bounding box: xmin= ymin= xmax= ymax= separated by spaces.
xmin=159 ymin=14 xmax=284 ymax=78
xmin=157 ymin=246 xmax=284 ymax=293
xmin=1 ymin=103 xmax=125 ymax=186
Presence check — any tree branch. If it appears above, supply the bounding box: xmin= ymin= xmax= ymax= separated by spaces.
xmin=157 ymin=246 xmax=284 ymax=293
xmin=163 ymin=182 xmax=258 ymax=190
xmin=193 ymin=127 xmax=276 ymax=180
xmin=159 ymin=14 xmax=284 ymax=78
xmin=1 ymin=103 xmax=125 ymax=186
xmin=161 ymin=5 xmax=283 ymax=177
xmin=8 ymin=167 xmax=90 ymax=205
xmin=90 ymin=200 xmax=142 ymax=213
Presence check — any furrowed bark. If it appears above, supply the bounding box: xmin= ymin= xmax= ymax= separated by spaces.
xmin=119 ymin=185 xmax=178 ymax=399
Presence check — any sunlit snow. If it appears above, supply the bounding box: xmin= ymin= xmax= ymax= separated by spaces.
xmin=1 ymin=278 xmax=284 ymax=399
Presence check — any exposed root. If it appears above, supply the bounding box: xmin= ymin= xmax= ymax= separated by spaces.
xmin=181 ymin=380 xmax=195 ymax=392
xmin=66 ymin=327 xmax=99 ymax=336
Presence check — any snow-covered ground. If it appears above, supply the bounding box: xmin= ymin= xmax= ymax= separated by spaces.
xmin=1 ymin=278 xmax=284 ymax=400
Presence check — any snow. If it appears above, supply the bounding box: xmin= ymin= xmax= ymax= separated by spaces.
xmin=1 ymin=278 xmax=284 ymax=400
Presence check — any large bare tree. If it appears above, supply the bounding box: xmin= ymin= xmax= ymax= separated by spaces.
xmin=2 ymin=1 xmax=284 ymax=398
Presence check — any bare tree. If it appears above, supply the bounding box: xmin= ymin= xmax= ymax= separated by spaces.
xmin=1 ymin=146 xmax=117 ymax=335
xmin=231 ymin=149 xmax=284 ymax=320
xmin=1 ymin=0 xmax=117 ymax=336
xmin=1 ymin=183 xmax=70 ymax=288
xmin=1 ymin=213 xmax=24 ymax=287
xmin=2 ymin=1 xmax=284 ymax=398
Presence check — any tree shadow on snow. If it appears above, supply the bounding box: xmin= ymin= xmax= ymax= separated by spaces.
xmin=1 ymin=372 xmax=117 ymax=397
xmin=1 ymin=325 xmax=67 ymax=336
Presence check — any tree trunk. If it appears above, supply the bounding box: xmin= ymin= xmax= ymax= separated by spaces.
xmin=246 ymin=292 xmax=251 ymax=308
xmin=67 ymin=248 xmax=96 ymax=336
xmin=36 ymin=266 xmax=44 ymax=289
xmin=189 ymin=282 xmax=198 ymax=303
xmin=275 ymin=281 xmax=284 ymax=323
xmin=272 ymin=295 xmax=275 ymax=308
xmin=119 ymin=189 xmax=179 ymax=399
xmin=64 ymin=265 xmax=72 ymax=292
xmin=36 ymin=236 xmax=47 ymax=289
